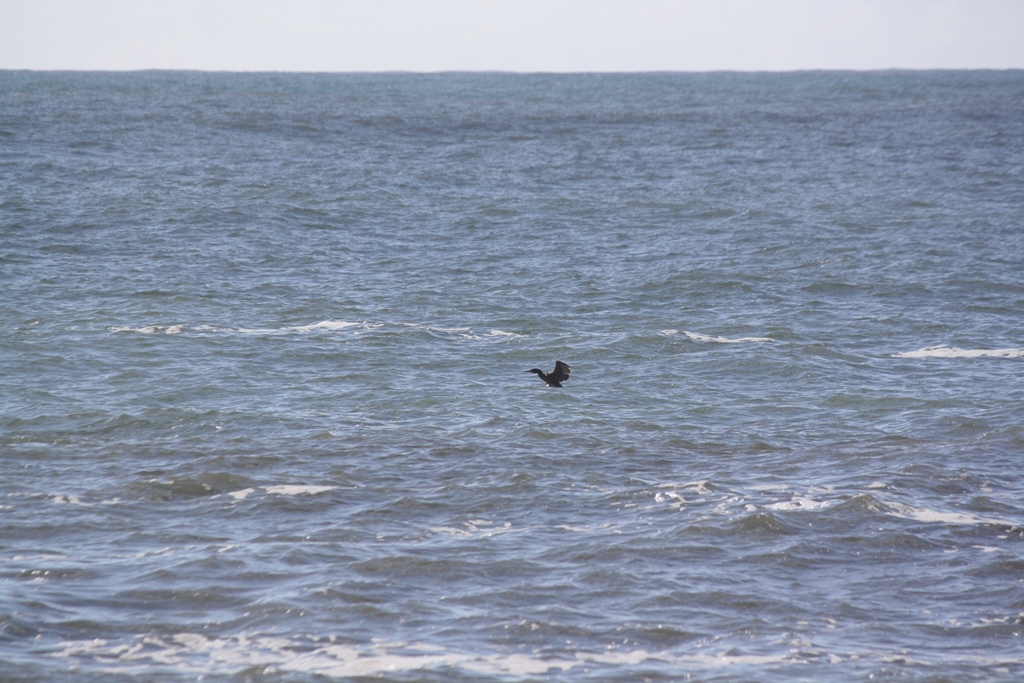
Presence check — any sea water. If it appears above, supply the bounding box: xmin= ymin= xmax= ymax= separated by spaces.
xmin=1 ymin=70 xmax=1023 ymax=682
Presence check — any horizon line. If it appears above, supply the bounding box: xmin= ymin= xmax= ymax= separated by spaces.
xmin=3 ymin=67 xmax=1023 ymax=75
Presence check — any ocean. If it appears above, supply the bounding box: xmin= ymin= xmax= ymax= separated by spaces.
xmin=1 ymin=70 xmax=1023 ymax=682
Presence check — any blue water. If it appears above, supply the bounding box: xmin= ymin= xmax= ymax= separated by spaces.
xmin=2 ymin=70 xmax=1024 ymax=682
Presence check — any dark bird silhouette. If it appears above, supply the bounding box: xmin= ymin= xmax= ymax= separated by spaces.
xmin=526 ymin=360 xmax=572 ymax=387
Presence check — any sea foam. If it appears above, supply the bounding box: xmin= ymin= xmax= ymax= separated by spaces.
xmin=664 ymin=330 xmax=775 ymax=343
xmin=893 ymin=345 xmax=1024 ymax=359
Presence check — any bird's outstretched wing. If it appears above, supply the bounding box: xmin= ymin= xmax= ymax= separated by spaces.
xmin=549 ymin=361 xmax=572 ymax=384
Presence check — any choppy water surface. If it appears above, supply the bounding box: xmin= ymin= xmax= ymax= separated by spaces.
xmin=2 ymin=70 xmax=1024 ymax=682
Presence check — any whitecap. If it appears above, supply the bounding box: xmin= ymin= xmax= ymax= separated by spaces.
xmin=231 ymin=327 xmax=278 ymax=334
xmin=262 ymin=485 xmax=335 ymax=496
xmin=109 ymin=323 xmax=186 ymax=334
xmin=886 ymin=501 xmax=1013 ymax=527
xmin=110 ymin=325 xmax=162 ymax=334
xmin=653 ymin=490 xmax=686 ymax=510
xmin=286 ymin=320 xmax=361 ymax=333
xmin=52 ymin=494 xmax=88 ymax=505
xmin=457 ymin=329 xmax=524 ymax=341
xmin=192 ymin=321 xmax=366 ymax=335
xmin=431 ymin=520 xmax=514 ymax=539
xmin=893 ymin=345 xmax=1024 ymax=359
xmin=684 ymin=480 xmax=715 ymax=495
xmin=11 ymin=553 xmax=67 ymax=562
xmin=763 ymin=497 xmax=832 ymax=511
xmin=749 ymin=483 xmax=790 ymax=492
xmin=193 ymin=324 xmax=273 ymax=334
xmin=684 ymin=331 xmax=774 ymax=343
xmin=431 ymin=525 xmax=475 ymax=537
xmin=51 ymin=632 xmax=812 ymax=678
xmin=676 ymin=652 xmax=794 ymax=667
xmin=398 ymin=322 xmax=469 ymax=333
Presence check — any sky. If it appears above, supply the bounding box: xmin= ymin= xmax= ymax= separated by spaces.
xmin=2 ymin=0 xmax=1023 ymax=72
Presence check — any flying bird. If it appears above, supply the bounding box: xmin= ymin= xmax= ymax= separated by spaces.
xmin=526 ymin=360 xmax=572 ymax=387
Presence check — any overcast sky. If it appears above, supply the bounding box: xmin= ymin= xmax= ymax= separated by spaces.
xmin=3 ymin=0 xmax=1022 ymax=72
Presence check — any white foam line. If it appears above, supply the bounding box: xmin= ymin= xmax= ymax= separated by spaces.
xmin=431 ymin=521 xmax=514 ymax=539
xmin=115 ymin=321 xmax=369 ymax=336
xmin=221 ymin=486 xmax=336 ymax=501
xmin=285 ymin=320 xmax=362 ymax=333
xmin=763 ymin=497 xmax=832 ymax=511
xmin=460 ymin=329 xmax=525 ymax=341
xmin=53 ymin=633 xmax=1024 ymax=677
xmin=226 ymin=488 xmax=255 ymax=500
xmin=110 ymin=325 xmax=183 ymax=335
xmin=52 ymin=494 xmax=89 ymax=506
xmin=51 ymin=634 xmax=795 ymax=678
xmin=398 ymin=323 xmax=470 ymax=333
xmin=886 ymin=502 xmax=1013 ymax=527
xmin=262 ymin=485 xmax=336 ymax=496
xmin=682 ymin=331 xmax=774 ymax=343
xmin=114 ymin=321 xmax=520 ymax=341
xmin=893 ymin=345 xmax=1024 ymax=359
xmin=11 ymin=553 xmax=67 ymax=562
